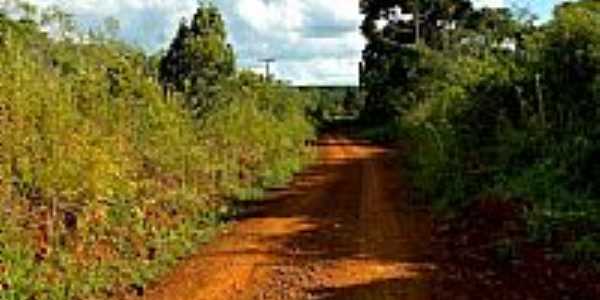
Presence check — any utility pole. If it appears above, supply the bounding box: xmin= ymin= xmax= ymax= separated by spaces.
xmin=413 ymin=1 xmax=421 ymax=45
xmin=259 ymin=58 xmax=276 ymax=80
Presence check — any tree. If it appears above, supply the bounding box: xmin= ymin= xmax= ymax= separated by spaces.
xmin=535 ymin=0 xmax=600 ymax=129
xmin=359 ymin=0 xmax=475 ymax=123
xmin=159 ymin=19 xmax=191 ymax=92
xmin=159 ymin=3 xmax=235 ymax=115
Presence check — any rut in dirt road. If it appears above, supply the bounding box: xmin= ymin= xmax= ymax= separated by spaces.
xmin=139 ymin=136 xmax=434 ymax=300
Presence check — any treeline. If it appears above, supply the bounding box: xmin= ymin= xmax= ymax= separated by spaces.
xmin=0 ymin=2 xmax=315 ymax=299
xmin=300 ymin=86 xmax=363 ymax=129
xmin=360 ymin=0 xmax=600 ymax=261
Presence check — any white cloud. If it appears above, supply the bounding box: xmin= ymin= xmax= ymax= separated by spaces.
xmin=274 ymin=57 xmax=360 ymax=86
xmin=25 ymin=0 xmax=364 ymax=86
xmin=226 ymin=0 xmax=363 ymax=85
xmin=473 ymin=0 xmax=506 ymax=9
xmin=236 ymin=0 xmax=304 ymax=32
xmin=15 ymin=0 xmax=573 ymax=85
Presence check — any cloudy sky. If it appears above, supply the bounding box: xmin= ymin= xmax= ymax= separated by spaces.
xmin=28 ymin=0 xmax=567 ymax=86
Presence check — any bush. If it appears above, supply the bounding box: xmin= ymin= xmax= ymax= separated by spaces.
xmin=362 ymin=0 xmax=600 ymax=262
xmin=0 ymin=5 xmax=316 ymax=299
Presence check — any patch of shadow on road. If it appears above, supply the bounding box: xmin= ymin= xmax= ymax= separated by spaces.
xmin=307 ymin=276 xmax=432 ymax=300
xmin=229 ymin=139 xmax=435 ymax=299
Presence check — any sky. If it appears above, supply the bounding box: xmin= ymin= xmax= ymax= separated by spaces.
xmin=26 ymin=0 xmax=568 ymax=86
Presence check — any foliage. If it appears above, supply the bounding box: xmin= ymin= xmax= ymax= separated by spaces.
xmin=159 ymin=3 xmax=236 ymax=115
xmin=0 ymin=3 xmax=315 ymax=299
xmin=359 ymin=0 xmax=600 ymax=262
xmin=302 ymin=87 xmax=362 ymax=129
xmin=359 ymin=0 xmax=475 ymax=123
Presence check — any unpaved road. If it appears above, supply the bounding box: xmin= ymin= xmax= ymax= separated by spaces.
xmin=141 ymin=135 xmax=434 ymax=300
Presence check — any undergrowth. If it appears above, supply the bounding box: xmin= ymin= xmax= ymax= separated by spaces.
xmin=360 ymin=1 xmax=600 ymax=265
xmin=0 ymin=3 xmax=317 ymax=299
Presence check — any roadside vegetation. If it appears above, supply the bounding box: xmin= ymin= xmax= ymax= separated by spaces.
xmin=301 ymin=86 xmax=362 ymax=131
xmin=0 ymin=1 xmax=316 ymax=299
xmin=360 ymin=0 xmax=600 ymax=269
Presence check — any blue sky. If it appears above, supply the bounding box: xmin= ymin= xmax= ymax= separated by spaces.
xmin=26 ymin=0 xmax=569 ymax=86
xmin=506 ymin=0 xmax=572 ymax=21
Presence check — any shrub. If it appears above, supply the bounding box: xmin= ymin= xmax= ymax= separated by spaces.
xmin=0 ymin=4 xmax=316 ymax=299
xmin=362 ymin=0 xmax=600 ymax=262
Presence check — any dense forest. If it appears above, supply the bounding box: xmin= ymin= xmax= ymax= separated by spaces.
xmin=0 ymin=1 xmax=326 ymax=298
xmin=360 ymin=0 xmax=600 ymax=266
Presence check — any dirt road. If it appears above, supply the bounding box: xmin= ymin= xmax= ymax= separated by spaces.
xmin=141 ymin=135 xmax=434 ymax=300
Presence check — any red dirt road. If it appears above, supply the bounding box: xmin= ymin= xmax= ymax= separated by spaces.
xmin=140 ymin=135 xmax=434 ymax=300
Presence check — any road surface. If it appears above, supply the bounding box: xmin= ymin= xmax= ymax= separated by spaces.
xmin=141 ymin=135 xmax=434 ymax=300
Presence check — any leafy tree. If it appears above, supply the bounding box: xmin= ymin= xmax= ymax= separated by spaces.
xmin=1 ymin=3 xmax=316 ymax=299
xmin=359 ymin=0 xmax=475 ymax=124
xmin=159 ymin=19 xmax=191 ymax=91
xmin=537 ymin=0 xmax=600 ymax=129
xmin=159 ymin=3 xmax=235 ymax=115
xmin=360 ymin=0 xmax=600 ymax=264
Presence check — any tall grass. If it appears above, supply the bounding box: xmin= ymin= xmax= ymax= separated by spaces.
xmin=0 ymin=8 xmax=315 ymax=299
